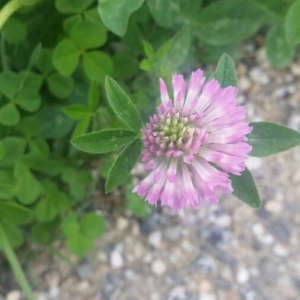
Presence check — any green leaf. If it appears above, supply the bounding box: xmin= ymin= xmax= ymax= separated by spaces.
xmin=250 ymin=0 xmax=288 ymax=20
xmin=72 ymin=118 xmax=90 ymax=138
xmin=56 ymin=0 xmax=95 ymax=14
xmin=70 ymin=20 xmax=107 ymax=50
xmin=160 ymin=26 xmax=192 ymax=70
xmin=2 ymin=17 xmax=27 ymax=44
xmin=47 ymin=73 xmax=74 ymax=99
xmin=126 ymin=190 xmax=152 ymax=219
xmin=36 ymin=106 xmax=74 ymax=139
xmin=80 ymin=213 xmax=106 ymax=239
xmin=67 ymin=232 xmax=93 ymax=256
xmin=63 ymin=15 xmax=82 ymax=34
xmin=0 ymin=137 xmax=27 ymax=168
xmin=98 ymin=0 xmax=144 ymax=36
xmin=248 ymin=122 xmax=300 ymax=157
xmin=0 ymin=103 xmax=20 ymax=126
xmin=231 ymin=168 xmax=260 ymax=208
xmin=106 ymin=138 xmax=142 ymax=193
xmin=53 ymin=39 xmax=81 ymax=76
xmin=35 ymin=48 xmax=54 ymax=75
xmin=15 ymin=88 xmax=41 ymax=112
xmin=35 ymin=196 xmax=58 ymax=223
xmin=83 ymin=51 xmax=113 ymax=82
xmin=62 ymin=213 xmax=79 ymax=238
xmin=30 ymin=223 xmax=53 ymax=244
xmin=0 ymin=142 xmax=4 ymax=161
xmin=112 ymin=52 xmax=138 ymax=80
xmin=64 ymin=105 xmax=91 ymax=120
xmin=196 ymin=0 xmax=263 ymax=46
xmin=72 ymin=129 xmax=138 ymax=154
xmin=14 ymin=161 xmax=41 ymax=204
xmin=146 ymin=0 xmax=185 ymax=29
xmin=142 ymin=41 xmax=154 ymax=58
xmin=17 ymin=117 xmax=41 ymax=137
xmin=285 ymin=0 xmax=300 ymax=45
xmin=0 ymin=201 xmax=34 ymax=225
xmin=266 ymin=25 xmax=295 ymax=68
xmin=0 ymin=71 xmax=21 ymax=99
xmin=0 ymin=171 xmax=19 ymax=199
xmin=1 ymin=221 xmax=24 ymax=248
xmin=23 ymin=157 xmax=64 ymax=176
xmin=88 ymin=82 xmax=99 ymax=111
xmin=105 ymin=77 xmax=142 ymax=132
xmin=209 ymin=54 xmax=237 ymax=87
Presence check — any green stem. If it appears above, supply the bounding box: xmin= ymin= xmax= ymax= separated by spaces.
xmin=0 ymin=0 xmax=41 ymax=30
xmin=0 ymin=224 xmax=35 ymax=300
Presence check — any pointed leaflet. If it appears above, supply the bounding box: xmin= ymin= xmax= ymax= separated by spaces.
xmin=209 ymin=54 xmax=237 ymax=87
xmin=72 ymin=129 xmax=138 ymax=154
xmin=285 ymin=0 xmax=300 ymax=45
xmin=98 ymin=0 xmax=145 ymax=36
xmin=106 ymin=138 xmax=142 ymax=193
xmin=105 ymin=77 xmax=142 ymax=132
xmin=248 ymin=122 xmax=300 ymax=157
xmin=231 ymin=168 xmax=260 ymax=208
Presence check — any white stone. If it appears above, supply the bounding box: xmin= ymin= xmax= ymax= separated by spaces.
xmin=36 ymin=292 xmax=48 ymax=300
xmin=261 ymin=234 xmax=274 ymax=245
xmin=6 ymin=291 xmax=22 ymax=300
xmin=110 ymin=250 xmax=124 ymax=268
xmin=252 ymin=223 xmax=265 ymax=236
xmin=265 ymin=200 xmax=283 ymax=214
xmin=236 ymin=266 xmax=250 ymax=284
xmin=168 ymin=286 xmax=186 ymax=299
xmin=239 ymin=77 xmax=252 ymax=91
xmin=249 ymin=67 xmax=270 ymax=85
xmin=148 ymin=231 xmax=162 ymax=248
xmin=151 ymin=259 xmax=167 ymax=276
xmin=199 ymin=280 xmax=213 ymax=293
xmin=48 ymin=287 xmax=59 ymax=299
xmin=198 ymin=293 xmax=216 ymax=300
xmin=246 ymin=157 xmax=262 ymax=171
xmin=291 ymin=63 xmax=300 ymax=76
xmin=273 ymin=244 xmax=288 ymax=257
xmin=116 ymin=217 xmax=129 ymax=230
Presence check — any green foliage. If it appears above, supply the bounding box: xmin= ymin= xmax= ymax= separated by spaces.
xmin=0 ymin=0 xmax=299 ymax=275
xmin=285 ymin=0 xmax=300 ymax=45
xmin=106 ymin=138 xmax=142 ymax=193
xmin=266 ymin=25 xmax=295 ymax=68
xmin=231 ymin=168 xmax=260 ymax=208
xmin=105 ymin=77 xmax=143 ymax=132
xmin=98 ymin=0 xmax=145 ymax=36
xmin=196 ymin=0 xmax=264 ymax=46
xmin=72 ymin=129 xmax=138 ymax=154
xmin=209 ymin=54 xmax=237 ymax=87
xmin=248 ymin=122 xmax=300 ymax=157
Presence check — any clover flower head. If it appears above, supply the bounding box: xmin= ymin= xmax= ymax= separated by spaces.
xmin=133 ymin=69 xmax=252 ymax=210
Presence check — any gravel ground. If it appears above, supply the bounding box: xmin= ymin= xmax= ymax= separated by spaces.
xmin=2 ymin=42 xmax=300 ymax=300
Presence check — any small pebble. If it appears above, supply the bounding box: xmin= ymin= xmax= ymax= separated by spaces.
xmin=116 ymin=217 xmax=129 ymax=230
xmin=236 ymin=266 xmax=250 ymax=284
xmin=148 ymin=231 xmax=162 ymax=248
xmin=249 ymin=67 xmax=270 ymax=85
xmin=110 ymin=250 xmax=124 ymax=268
xmin=199 ymin=293 xmax=216 ymax=300
xmin=273 ymin=244 xmax=288 ymax=257
xmin=246 ymin=157 xmax=262 ymax=171
xmin=265 ymin=200 xmax=283 ymax=214
xmin=151 ymin=259 xmax=167 ymax=276
xmin=6 ymin=291 xmax=22 ymax=300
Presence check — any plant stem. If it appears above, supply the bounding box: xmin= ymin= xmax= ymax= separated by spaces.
xmin=0 ymin=224 xmax=35 ymax=300
xmin=0 ymin=0 xmax=41 ymax=30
